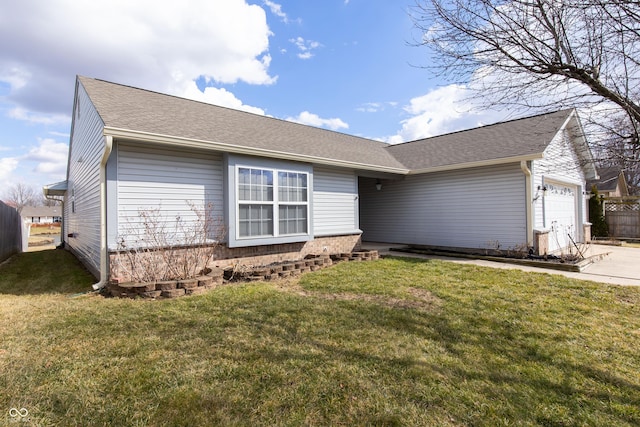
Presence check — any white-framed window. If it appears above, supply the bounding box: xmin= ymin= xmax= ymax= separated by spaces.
xmin=227 ymin=156 xmax=313 ymax=247
xmin=236 ymin=167 xmax=309 ymax=239
xmin=238 ymin=167 xmax=274 ymax=238
xmin=277 ymin=171 xmax=308 ymax=235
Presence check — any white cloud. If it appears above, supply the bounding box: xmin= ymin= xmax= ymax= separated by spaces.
xmin=48 ymin=131 xmax=70 ymax=138
xmin=289 ymin=37 xmax=321 ymax=59
xmin=0 ymin=0 xmax=276 ymax=117
xmin=286 ymin=111 xmax=349 ymax=131
xmin=357 ymin=102 xmax=384 ymax=113
xmin=0 ymin=157 xmax=18 ymax=181
xmin=387 ymin=85 xmax=507 ymax=144
xmin=264 ymin=0 xmax=289 ymax=23
xmin=8 ymin=107 xmax=70 ymax=125
xmin=177 ymin=81 xmax=266 ymax=116
xmin=356 ymin=102 xmax=398 ymax=113
xmin=0 ymin=65 xmax=30 ymax=90
xmin=22 ymin=138 xmax=68 ymax=178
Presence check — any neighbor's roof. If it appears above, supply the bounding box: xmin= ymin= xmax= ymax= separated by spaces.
xmin=21 ymin=206 xmax=62 ymax=218
xmin=78 ymin=76 xmax=408 ymax=173
xmin=587 ymin=167 xmax=628 ymax=193
xmin=387 ymin=109 xmax=575 ymax=172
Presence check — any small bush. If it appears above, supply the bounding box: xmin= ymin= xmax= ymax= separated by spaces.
xmin=589 ymin=186 xmax=609 ymax=237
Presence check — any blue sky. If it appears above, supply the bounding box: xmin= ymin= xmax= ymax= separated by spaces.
xmin=0 ymin=0 xmax=511 ymax=195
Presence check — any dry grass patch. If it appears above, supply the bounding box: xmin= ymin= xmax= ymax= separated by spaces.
xmin=273 ymin=277 xmax=441 ymax=311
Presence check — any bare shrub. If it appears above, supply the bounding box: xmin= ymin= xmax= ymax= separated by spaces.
xmin=506 ymin=243 xmax=530 ymax=259
xmin=561 ymin=239 xmax=589 ymax=263
xmin=113 ymin=202 xmax=225 ymax=282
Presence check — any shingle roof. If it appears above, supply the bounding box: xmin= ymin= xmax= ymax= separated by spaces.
xmin=587 ymin=167 xmax=625 ymax=192
xmin=21 ymin=206 xmax=62 ymax=218
xmin=78 ymin=77 xmax=407 ymax=172
xmin=386 ymin=109 xmax=574 ymax=171
xmin=77 ymin=77 xmax=577 ymax=175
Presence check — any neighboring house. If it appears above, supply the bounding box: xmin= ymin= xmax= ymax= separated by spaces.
xmin=587 ymin=167 xmax=629 ymax=197
xmin=21 ymin=206 xmax=63 ymax=224
xmin=45 ymin=76 xmax=597 ymax=285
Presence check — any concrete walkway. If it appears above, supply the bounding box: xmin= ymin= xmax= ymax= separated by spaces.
xmin=362 ymin=242 xmax=640 ymax=287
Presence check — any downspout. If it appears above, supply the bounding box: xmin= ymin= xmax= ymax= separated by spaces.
xmin=520 ymin=161 xmax=533 ymax=248
xmin=92 ymin=135 xmax=113 ymax=290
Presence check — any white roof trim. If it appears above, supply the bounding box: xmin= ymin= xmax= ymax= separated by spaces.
xmin=406 ymin=154 xmax=544 ymax=175
xmin=43 ymin=180 xmax=68 ymax=197
xmin=559 ymin=110 xmax=598 ymax=180
xmin=104 ymin=127 xmax=410 ymax=175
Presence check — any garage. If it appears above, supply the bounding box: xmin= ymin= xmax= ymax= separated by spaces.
xmin=544 ymin=181 xmax=578 ymax=253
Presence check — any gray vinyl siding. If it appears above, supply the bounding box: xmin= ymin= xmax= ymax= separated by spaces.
xmin=113 ymin=143 xmax=224 ymax=249
xmin=313 ymin=166 xmax=360 ymax=236
xmin=65 ymin=84 xmax=106 ymax=276
xmin=359 ymin=163 xmax=527 ymax=249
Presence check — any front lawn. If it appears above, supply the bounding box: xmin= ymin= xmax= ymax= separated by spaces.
xmin=1 ymin=251 xmax=639 ymax=426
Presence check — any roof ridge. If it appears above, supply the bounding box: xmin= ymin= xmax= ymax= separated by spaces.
xmin=389 ymin=108 xmax=574 ymax=148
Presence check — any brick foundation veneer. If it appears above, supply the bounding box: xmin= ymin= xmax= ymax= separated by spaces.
xmin=109 ymin=234 xmax=362 ymax=282
xmin=106 ymin=249 xmax=379 ymax=299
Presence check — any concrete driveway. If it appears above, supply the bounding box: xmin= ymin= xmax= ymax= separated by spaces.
xmin=362 ymin=242 xmax=640 ymax=287
xmin=576 ymin=244 xmax=640 ymax=286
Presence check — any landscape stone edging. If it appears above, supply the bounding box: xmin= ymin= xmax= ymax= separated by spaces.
xmin=105 ymin=250 xmax=379 ymax=299
xmin=389 ymin=247 xmax=609 ymax=273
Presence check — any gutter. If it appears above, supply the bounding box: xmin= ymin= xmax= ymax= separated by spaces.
xmin=92 ymin=135 xmax=113 ymax=290
xmin=104 ymin=127 xmax=409 ymax=175
xmin=408 ymin=153 xmax=544 ymax=175
xmin=520 ymin=161 xmax=533 ymax=247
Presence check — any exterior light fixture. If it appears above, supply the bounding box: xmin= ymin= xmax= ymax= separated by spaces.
xmin=376 ymin=179 xmax=382 ymax=191
xmin=533 ymin=185 xmax=547 ymax=201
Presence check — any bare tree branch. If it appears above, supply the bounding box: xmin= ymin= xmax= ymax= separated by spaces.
xmin=412 ymin=0 xmax=640 ymax=191
xmin=2 ymin=183 xmax=39 ymax=214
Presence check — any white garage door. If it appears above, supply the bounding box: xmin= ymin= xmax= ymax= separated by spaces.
xmin=545 ymin=181 xmax=577 ymax=253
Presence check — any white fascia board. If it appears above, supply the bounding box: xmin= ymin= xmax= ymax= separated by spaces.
xmin=407 ymin=154 xmax=544 ymax=175
xmin=559 ymin=111 xmax=598 ymax=180
xmin=104 ymin=127 xmax=409 ymax=175
xmin=43 ymin=180 xmax=68 ymax=196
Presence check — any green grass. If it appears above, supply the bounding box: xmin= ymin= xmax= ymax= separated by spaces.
xmin=1 ymin=251 xmax=639 ymax=426
xmin=0 ymin=250 xmax=95 ymax=295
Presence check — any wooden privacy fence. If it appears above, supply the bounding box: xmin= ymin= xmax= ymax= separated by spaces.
xmin=604 ymin=197 xmax=640 ymax=239
xmin=0 ymin=201 xmax=22 ymax=262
